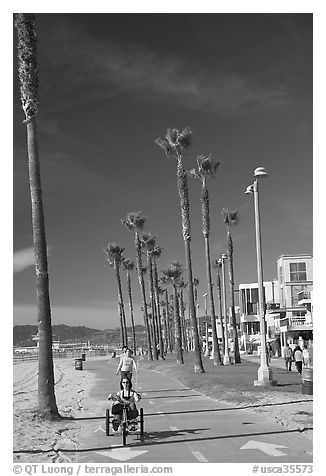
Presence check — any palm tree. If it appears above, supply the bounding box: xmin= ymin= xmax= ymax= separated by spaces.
xmin=15 ymin=13 xmax=59 ymax=419
xmin=155 ymin=128 xmax=204 ymax=373
xmin=160 ymin=276 xmax=173 ymax=353
xmin=152 ymin=245 xmax=165 ymax=359
xmin=192 ymin=277 xmax=200 ymax=351
xmin=177 ymin=279 xmax=188 ymax=352
xmin=122 ymin=212 xmax=153 ymax=360
xmin=140 ymin=232 xmax=158 ymax=359
xmin=222 ymin=209 xmax=241 ymax=364
xmin=122 ymin=258 xmax=137 ymax=355
xmin=213 ymin=259 xmax=226 ymax=354
xmin=104 ymin=243 xmax=128 ymax=347
xmin=189 ymin=155 xmax=223 ymax=365
xmin=162 ymin=261 xmax=184 ymax=364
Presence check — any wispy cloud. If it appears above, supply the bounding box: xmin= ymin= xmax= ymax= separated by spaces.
xmin=40 ymin=22 xmax=291 ymax=115
xmin=13 ymin=247 xmax=52 ymax=273
xmin=13 ymin=247 xmax=35 ymax=273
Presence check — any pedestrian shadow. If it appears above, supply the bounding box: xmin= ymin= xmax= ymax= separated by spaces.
xmin=143 ymin=399 xmax=313 ymax=417
xmin=66 ymin=398 xmax=313 ymax=421
xmin=143 ymin=427 xmax=208 ymax=441
xmin=141 ymin=388 xmax=192 ymax=393
xmin=138 ymin=426 xmax=313 ymax=448
xmin=16 ymin=426 xmax=312 ymax=455
xmin=143 ymin=394 xmax=200 ymax=399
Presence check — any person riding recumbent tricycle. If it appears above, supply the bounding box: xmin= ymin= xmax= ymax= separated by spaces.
xmin=106 ymin=377 xmax=144 ymax=445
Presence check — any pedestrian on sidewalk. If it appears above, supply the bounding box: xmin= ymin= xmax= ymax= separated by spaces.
xmin=267 ymin=342 xmax=273 ymax=364
xmin=293 ymin=345 xmax=303 ymax=375
xmin=284 ymin=343 xmax=292 ymax=371
xmin=116 ymin=347 xmax=138 ymax=388
xmin=302 ymin=345 xmax=311 ymax=368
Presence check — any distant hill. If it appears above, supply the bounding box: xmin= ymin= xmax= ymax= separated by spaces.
xmin=13 ymin=324 xmax=146 ymax=347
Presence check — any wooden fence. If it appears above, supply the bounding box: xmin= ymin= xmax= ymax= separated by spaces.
xmin=13 ymin=350 xmax=111 ymax=364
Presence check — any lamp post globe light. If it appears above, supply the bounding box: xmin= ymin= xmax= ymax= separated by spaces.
xmin=245 ymin=167 xmax=277 ymax=386
xmin=219 ymin=254 xmax=230 ymax=365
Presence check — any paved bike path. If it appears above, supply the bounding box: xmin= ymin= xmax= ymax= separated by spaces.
xmin=75 ymin=358 xmax=312 ymax=463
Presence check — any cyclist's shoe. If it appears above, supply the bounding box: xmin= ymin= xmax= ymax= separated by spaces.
xmin=129 ymin=420 xmax=138 ymax=431
xmin=112 ymin=419 xmax=119 ymax=431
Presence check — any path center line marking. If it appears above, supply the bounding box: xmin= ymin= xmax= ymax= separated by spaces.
xmin=192 ymin=451 xmax=208 ymax=463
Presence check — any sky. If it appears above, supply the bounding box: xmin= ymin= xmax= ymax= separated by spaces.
xmin=12 ymin=12 xmax=313 ymax=330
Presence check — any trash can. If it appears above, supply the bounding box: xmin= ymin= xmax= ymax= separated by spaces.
xmin=75 ymin=358 xmax=83 ymax=370
xmin=81 ymin=353 xmax=86 ymax=361
xmin=111 ymin=352 xmax=116 ymax=358
xmin=302 ymin=367 xmax=313 ymax=395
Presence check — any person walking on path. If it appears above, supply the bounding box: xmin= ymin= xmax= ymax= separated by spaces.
xmin=293 ymin=345 xmax=303 ymax=374
xmin=116 ymin=347 xmax=138 ymax=387
xmin=284 ymin=343 xmax=293 ymax=371
xmin=302 ymin=345 xmax=311 ymax=368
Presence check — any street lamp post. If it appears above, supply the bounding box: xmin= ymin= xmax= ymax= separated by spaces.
xmin=219 ymin=254 xmax=230 ymax=365
xmin=245 ymin=167 xmax=277 ymax=386
xmin=203 ymin=293 xmax=209 ymax=356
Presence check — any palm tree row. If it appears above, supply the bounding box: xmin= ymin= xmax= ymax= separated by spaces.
xmin=155 ymin=127 xmax=242 ymax=371
xmin=155 ymin=128 xmax=205 ymax=373
xmin=14 ymin=15 xmax=244 ymax=424
xmin=104 ymin=212 xmax=173 ymax=360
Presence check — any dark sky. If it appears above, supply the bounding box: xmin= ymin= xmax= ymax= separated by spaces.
xmin=13 ymin=13 xmax=312 ymax=329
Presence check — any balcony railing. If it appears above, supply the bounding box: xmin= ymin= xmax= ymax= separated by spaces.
xmin=280 ymin=315 xmax=313 ymax=327
xmin=297 ymin=291 xmax=311 ymax=301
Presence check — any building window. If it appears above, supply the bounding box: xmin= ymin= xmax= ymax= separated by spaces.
xmin=291 ymin=285 xmax=307 ymax=307
xmin=290 ymin=262 xmax=306 ymax=282
xmin=292 ymin=311 xmax=306 ymax=317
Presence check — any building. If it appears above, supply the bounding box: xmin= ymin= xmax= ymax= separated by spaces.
xmin=238 ymin=254 xmax=313 ymax=356
xmin=238 ymin=281 xmax=280 ymax=353
xmin=276 ymin=254 xmax=313 ymax=353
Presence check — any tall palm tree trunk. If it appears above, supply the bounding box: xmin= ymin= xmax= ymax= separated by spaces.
xmin=204 ymin=236 xmax=222 ymax=364
xmin=126 ymin=270 xmax=137 ymax=355
xmin=178 ymin=161 xmax=204 ymax=372
xmin=115 ymin=265 xmax=127 ymax=347
xmin=15 ymin=14 xmax=59 ymax=419
xmin=162 ymin=306 xmax=168 ymax=353
xmin=180 ymin=288 xmax=188 ymax=352
xmin=147 ymin=254 xmax=158 ymax=359
xmin=227 ymin=233 xmax=241 ymax=363
xmin=173 ymin=284 xmax=184 ymax=364
xmin=153 ymin=263 xmax=165 ymax=359
xmin=165 ymin=289 xmax=172 ymax=352
xmin=135 ymin=232 xmax=152 ymax=360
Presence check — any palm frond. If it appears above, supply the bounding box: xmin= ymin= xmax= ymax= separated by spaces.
xmin=165 ymin=127 xmax=192 ymax=151
xmin=154 ymin=137 xmax=173 ymax=156
xmin=104 ymin=242 xmax=125 ymax=265
xmin=229 ymin=210 xmax=240 ymax=225
xmin=222 ymin=208 xmax=230 ymax=225
xmin=222 ymin=208 xmax=239 ymax=226
xmin=177 ymin=127 xmax=192 ymax=149
xmin=187 ymin=168 xmax=200 ymax=180
xmin=122 ymin=259 xmax=135 ymax=271
xmin=152 ymin=245 xmax=163 ymax=259
xmin=198 ymin=154 xmax=221 ymax=178
xmin=122 ymin=211 xmax=146 ymax=231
